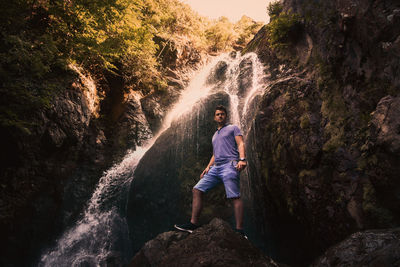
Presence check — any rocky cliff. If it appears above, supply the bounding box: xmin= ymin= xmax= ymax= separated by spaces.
xmin=2 ymin=0 xmax=399 ymax=266
xmin=0 ymin=38 xmax=204 ymax=266
xmin=242 ymin=0 xmax=400 ymax=265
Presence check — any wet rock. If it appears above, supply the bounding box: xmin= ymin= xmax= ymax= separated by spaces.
xmin=112 ymin=93 xmax=152 ymax=152
xmin=128 ymin=218 xmax=283 ymax=267
xmin=140 ymin=95 xmax=165 ymax=133
xmin=238 ymin=57 xmax=253 ymax=97
xmin=312 ymin=228 xmax=400 ymax=266
xmin=207 ymin=61 xmax=228 ymax=84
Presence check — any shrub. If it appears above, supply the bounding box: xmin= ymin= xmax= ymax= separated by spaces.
xmin=267 ymin=1 xmax=283 ymax=20
xmin=267 ymin=12 xmax=302 ymax=49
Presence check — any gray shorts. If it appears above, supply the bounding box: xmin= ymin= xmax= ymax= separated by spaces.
xmin=194 ymin=161 xmax=240 ymax=198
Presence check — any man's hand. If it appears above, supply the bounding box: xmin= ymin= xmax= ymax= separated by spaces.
xmin=236 ymin=160 xmax=247 ymax=172
xmin=200 ymin=166 xmax=211 ymax=178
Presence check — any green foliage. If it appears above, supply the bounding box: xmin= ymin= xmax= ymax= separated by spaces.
xmin=299 ymin=113 xmax=310 ymax=129
xmin=267 ymin=1 xmax=283 ymax=20
xmin=314 ymin=57 xmax=349 ymax=153
xmin=266 ymin=11 xmax=302 ymax=49
xmin=205 ymin=17 xmax=235 ymax=52
xmin=1 ymin=0 xmax=264 ymax=134
xmin=234 ymin=16 xmax=264 ymax=48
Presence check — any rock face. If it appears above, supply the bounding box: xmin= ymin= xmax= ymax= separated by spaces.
xmin=241 ymin=0 xmax=400 ymax=265
xmin=312 ymin=228 xmax=400 ymax=266
xmin=370 ymin=95 xmax=400 ymax=154
xmin=128 ymin=218 xmax=282 ymax=267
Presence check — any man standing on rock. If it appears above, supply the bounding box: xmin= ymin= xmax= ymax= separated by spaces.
xmin=174 ymin=105 xmax=247 ymax=237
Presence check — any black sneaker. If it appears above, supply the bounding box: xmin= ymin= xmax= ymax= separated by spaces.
xmin=174 ymin=222 xmax=199 ymax=233
xmin=234 ymin=229 xmax=248 ymax=239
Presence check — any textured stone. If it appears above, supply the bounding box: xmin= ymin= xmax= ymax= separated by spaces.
xmin=371 ymin=95 xmax=400 ymax=153
xmin=312 ymin=228 xmax=400 ymax=267
xmin=243 ymin=0 xmax=400 ymax=265
xmin=128 ymin=218 xmax=283 ymax=267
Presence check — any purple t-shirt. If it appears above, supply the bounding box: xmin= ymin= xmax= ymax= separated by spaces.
xmin=212 ymin=124 xmax=242 ymax=164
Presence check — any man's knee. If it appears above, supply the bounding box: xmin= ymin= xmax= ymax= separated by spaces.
xmin=231 ymin=197 xmax=243 ymax=205
xmin=192 ymin=188 xmax=203 ymax=196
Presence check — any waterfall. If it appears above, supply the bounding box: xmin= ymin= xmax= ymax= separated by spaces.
xmin=38 ymin=52 xmax=265 ymax=266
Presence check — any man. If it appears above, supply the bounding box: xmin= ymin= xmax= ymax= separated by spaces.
xmin=174 ymin=105 xmax=247 ymax=237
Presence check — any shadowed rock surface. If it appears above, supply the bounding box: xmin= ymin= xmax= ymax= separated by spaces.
xmin=311 ymin=227 xmax=400 ymax=266
xmin=242 ymin=0 xmax=400 ymax=265
xmin=0 ymin=36 xmax=204 ymax=266
xmin=128 ymin=218 xmax=284 ymax=267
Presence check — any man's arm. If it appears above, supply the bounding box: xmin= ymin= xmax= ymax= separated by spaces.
xmin=235 ymin=135 xmax=247 ymax=171
xmin=200 ymin=155 xmax=215 ymax=178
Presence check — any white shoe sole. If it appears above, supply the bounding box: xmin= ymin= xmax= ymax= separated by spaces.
xmin=174 ymin=224 xmax=194 ymax=233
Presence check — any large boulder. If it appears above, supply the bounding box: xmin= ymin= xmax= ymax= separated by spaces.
xmin=128 ymin=218 xmax=283 ymax=267
xmin=312 ymin=228 xmax=400 ymax=266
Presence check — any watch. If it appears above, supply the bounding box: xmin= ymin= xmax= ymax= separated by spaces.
xmin=239 ymin=158 xmax=246 ymax=161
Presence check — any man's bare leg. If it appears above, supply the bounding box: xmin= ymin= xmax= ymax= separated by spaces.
xmin=190 ymin=188 xmax=203 ymax=225
xmin=232 ymin=197 xmax=244 ymax=229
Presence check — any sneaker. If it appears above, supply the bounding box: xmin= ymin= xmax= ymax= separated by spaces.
xmin=174 ymin=222 xmax=199 ymax=233
xmin=234 ymin=229 xmax=248 ymax=239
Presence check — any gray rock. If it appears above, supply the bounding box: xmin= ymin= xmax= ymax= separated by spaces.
xmin=238 ymin=57 xmax=253 ymax=97
xmin=207 ymin=60 xmax=228 ymax=84
xmin=128 ymin=218 xmax=283 ymax=267
xmin=312 ymin=228 xmax=400 ymax=266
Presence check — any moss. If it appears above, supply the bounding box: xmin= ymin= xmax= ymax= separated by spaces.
xmin=298 ymin=100 xmax=310 ymax=111
xmin=300 ymin=113 xmax=310 ymax=129
xmin=357 ymin=153 xmax=378 ymax=170
xmin=322 ymin=124 xmax=345 ymax=152
xmin=315 ymin=56 xmax=350 ymax=153
xmin=299 ymin=169 xmax=317 ymax=178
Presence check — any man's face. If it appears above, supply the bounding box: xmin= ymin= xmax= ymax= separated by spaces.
xmin=214 ymin=109 xmax=227 ymax=124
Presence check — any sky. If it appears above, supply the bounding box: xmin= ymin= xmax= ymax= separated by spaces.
xmin=180 ymin=0 xmax=274 ymax=23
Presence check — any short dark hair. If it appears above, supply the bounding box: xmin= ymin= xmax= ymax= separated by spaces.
xmin=215 ymin=105 xmax=227 ymax=115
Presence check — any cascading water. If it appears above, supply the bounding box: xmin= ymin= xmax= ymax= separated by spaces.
xmin=39 ymin=52 xmax=266 ymax=266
